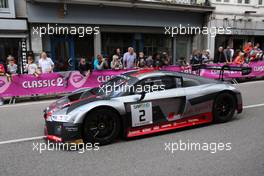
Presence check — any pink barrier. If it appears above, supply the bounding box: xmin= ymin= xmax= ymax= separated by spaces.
xmin=0 ymin=70 xmax=125 ymax=97
xmin=0 ymin=61 xmax=264 ymax=97
xmin=199 ymin=62 xmax=264 ymax=79
xmin=164 ymin=61 xmax=264 ymax=79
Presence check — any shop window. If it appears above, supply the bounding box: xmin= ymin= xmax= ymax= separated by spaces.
xmin=74 ymin=35 xmax=94 ymax=61
xmin=259 ymin=0 xmax=263 ymax=5
xmin=143 ymin=34 xmax=172 ymax=57
xmin=245 ymin=0 xmax=250 ymax=3
xmin=0 ymin=38 xmax=20 ymax=64
xmin=102 ymin=33 xmax=172 ymax=59
xmin=102 ymin=33 xmax=133 ymax=58
xmin=237 ymin=0 xmax=250 ymax=3
xmin=176 ymin=42 xmax=188 ymax=60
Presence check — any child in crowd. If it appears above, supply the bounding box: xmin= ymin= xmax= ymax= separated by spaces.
xmin=136 ymin=52 xmax=146 ymax=68
xmin=233 ymin=52 xmax=245 ymax=65
xmin=111 ymin=55 xmax=123 ymax=70
xmin=0 ymin=59 xmax=12 ymax=82
xmin=25 ymin=55 xmax=40 ymax=77
xmin=0 ymin=58 xmax=6 ymax=75
xmin=145 ymin=56 xmax=153 ymax=67
xmin=7 ymin=55 xmax=18 ymax=74
xmin=0 ymin=63 xmax=5 ymax=74
xmin=5 ymin=56 xmax=17 ymax=81
xmin=201 ymin=49 xmax=210 ymax=63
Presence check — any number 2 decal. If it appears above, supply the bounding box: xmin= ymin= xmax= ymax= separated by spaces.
xmin=139 ymin=110 xmax=146 ymax=122
xmin=131 ymin=102 xmax=153 ymax=127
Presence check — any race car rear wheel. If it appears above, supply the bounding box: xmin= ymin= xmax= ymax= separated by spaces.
xmin=213 ymin=93 xmax=236 ymax=123
xmin=83 ymin=109 xmax=120 ymax=145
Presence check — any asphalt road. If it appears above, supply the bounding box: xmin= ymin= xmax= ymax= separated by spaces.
xmin=0 ymin=81 xmax=264 ymax=176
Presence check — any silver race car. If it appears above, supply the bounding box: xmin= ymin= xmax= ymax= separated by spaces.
xmin=44 ymin=69 xmax=243 ymax=145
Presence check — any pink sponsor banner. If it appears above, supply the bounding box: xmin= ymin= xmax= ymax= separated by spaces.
xmin=0 ymin=62 xmax=264 ymax=97
xmin=199 ymin=61 xmax=264 ymax=79
xmin=0 ymin=70 xmax=127 ymax=97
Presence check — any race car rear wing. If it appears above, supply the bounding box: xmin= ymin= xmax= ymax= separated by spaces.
xmin=192 ymin=64 xmax=252 ymax=81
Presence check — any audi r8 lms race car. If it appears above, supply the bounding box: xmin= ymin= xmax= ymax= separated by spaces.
xmin=44 ymin=69 xmax=243 ymax=145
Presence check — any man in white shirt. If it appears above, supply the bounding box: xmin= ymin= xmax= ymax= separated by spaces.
xmin=123 ymin=47 xmax=136 ymax=69
xmin=38 ymin=52 xmax=54 ymax=73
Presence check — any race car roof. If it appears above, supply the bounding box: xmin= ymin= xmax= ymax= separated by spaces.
xmin=122 ymin=68 xmax=220 ymax=84
xmin=122 ymin=68 xmax=166 ymax=79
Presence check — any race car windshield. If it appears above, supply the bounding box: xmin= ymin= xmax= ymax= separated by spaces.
xmin=93 ymin=76 xmax=130 ymax=98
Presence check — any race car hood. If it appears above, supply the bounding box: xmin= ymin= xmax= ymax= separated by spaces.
xmin=46 ymin=88 xmax=93 ymax=111
xmin=45 ymin=87 xmax=108 ymax=115
xmin=66 ymin=95 xmax=106 ymax=113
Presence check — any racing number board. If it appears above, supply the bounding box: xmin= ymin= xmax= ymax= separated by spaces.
xmin=131 ymin=102 xmax=153 ymax=127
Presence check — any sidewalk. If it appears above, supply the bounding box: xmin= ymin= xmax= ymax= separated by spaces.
xmin=0 ymin=93 xmax=66 ymax=106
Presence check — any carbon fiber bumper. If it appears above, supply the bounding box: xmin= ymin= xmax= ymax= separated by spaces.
xmin=45 ymin=121 xmax=82 ymax=143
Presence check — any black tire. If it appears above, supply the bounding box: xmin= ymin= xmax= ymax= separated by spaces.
xmin=213 ymin=93 xmax=236 ymax=123
xmin=83 ymin=108 xmax=120 ymax=145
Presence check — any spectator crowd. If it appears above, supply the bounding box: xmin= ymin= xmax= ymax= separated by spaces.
xmin=92 ymin=47 xmax=171 ymax=71
xmin=189 ymin=42 xmax=263 ymax=66
xmin=0 ymin=42 xmax=263 ymax=81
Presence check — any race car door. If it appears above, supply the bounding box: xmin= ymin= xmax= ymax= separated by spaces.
xmin=124 ymin=75 xmax=186 ymax=129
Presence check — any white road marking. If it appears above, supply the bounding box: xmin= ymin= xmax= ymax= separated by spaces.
xmin=0 ymin=136 xmax=45 ymax=145
xmin=243 ymin=103 xmax=264 ymax=109
xmin=236 ymin=80 xmax=264 ymax=86
xmin=0 ymin=102 xmax=264 ymax=145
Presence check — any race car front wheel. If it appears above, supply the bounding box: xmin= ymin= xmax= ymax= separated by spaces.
xmin=83 ymin=108 xmax=121 ymax=145
xmin=213 ymin=93 xmax=236 ymax=123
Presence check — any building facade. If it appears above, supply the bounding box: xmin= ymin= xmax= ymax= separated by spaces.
xmin=208 ymin=0 xmax=264 ymax=57
xmin=2 ymin=0 xmax=263 ymax=72
xmin=26 ymin=0 xmax=214 ymax=71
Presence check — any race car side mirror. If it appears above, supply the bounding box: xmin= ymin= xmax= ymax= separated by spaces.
xmin=139 ymin=91 xmax=146 ymax=101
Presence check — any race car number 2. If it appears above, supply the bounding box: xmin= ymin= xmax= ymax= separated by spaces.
xmin=131 ymin=102 xmax=153 ymax=127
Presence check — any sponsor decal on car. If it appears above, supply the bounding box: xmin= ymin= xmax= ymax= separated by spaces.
xmin=127 ymin=112 xmax=213 ymax=138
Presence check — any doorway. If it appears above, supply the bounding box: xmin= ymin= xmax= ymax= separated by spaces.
xmin=51 ymin=35 xmax=75 ymax=71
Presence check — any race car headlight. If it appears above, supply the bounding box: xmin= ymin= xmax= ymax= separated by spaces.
xmin=51 ymin=115 xmax=71 ymax=122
